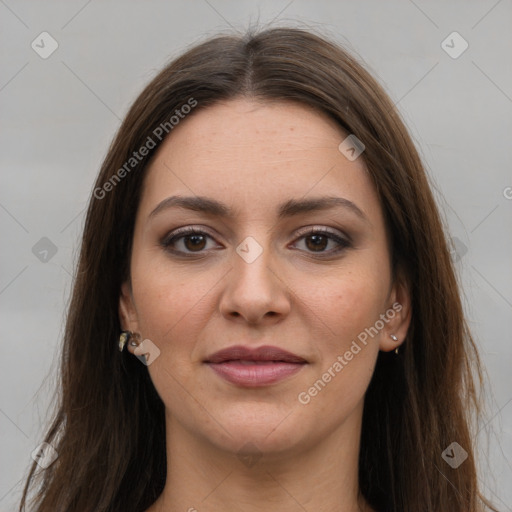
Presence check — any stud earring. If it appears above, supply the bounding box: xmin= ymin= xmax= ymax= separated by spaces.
xmin=390 ymin=334 xmax=400 ymax=354
xmin=119 ymin=330 xmax=142 ymax=352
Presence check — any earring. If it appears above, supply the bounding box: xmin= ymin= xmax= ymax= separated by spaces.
xmin=390 ymin=334 xmax=400 ymax=354
xmin=119 ymin=330 xmax=142 ymax=352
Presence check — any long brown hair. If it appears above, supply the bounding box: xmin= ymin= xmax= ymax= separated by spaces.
xmin=19 ymin=26 xmax=498 ymax=512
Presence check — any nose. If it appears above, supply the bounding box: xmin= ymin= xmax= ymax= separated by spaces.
xmin=219 ymin=240 xmax=291 ymax=326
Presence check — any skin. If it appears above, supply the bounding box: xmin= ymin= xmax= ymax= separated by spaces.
xmin=119 ymin=98 xmax=411 ymax=512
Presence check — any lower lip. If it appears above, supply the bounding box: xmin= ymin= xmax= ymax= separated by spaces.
xmin=206 ymin=361 xmax=306 ymax=387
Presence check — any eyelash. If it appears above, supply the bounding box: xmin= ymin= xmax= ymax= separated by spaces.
xmin=160 ymin=226 xmax=351 ymax=257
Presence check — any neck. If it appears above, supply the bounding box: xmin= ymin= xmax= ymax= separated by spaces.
xmin=148 ymin=402 xmax=373 ymax=512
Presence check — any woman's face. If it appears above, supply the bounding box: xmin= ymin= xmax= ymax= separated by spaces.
xmin=120 ymin=98 xmax=410 ymax=457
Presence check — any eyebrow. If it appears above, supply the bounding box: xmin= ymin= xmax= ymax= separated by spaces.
xmin=148 ymin=195 xmax=369 ymax=223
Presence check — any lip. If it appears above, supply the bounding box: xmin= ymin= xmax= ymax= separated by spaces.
xmin=204 ymin=345 xmax=307 ymax=387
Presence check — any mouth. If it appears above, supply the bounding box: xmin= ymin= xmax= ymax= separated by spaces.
xmin=204 ymin=345 xmax=307 ymax=387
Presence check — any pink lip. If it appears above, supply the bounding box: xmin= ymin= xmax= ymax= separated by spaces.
xmin=204 ymin=345 xmax=307 ymax=387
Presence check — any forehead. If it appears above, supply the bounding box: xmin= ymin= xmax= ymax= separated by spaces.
xmin=139 ymin=99 xmax=381 ymax=224
xmin=152 ymin=98 xmax=346 ymax=165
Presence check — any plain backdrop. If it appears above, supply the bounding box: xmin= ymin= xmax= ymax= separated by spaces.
xmin=1 ymin=1 xmax=511 ymax=510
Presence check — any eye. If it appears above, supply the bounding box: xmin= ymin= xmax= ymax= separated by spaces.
xmin=161 ymin=227 xmax=219 ymax=255
xmin=291 ymin=227 xmax=351 ymax=255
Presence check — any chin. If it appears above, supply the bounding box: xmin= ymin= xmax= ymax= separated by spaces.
xmin=206 ymin=402 xmax=309 ymax=455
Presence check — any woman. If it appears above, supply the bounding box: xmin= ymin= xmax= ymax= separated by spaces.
xmin=19 ymin=27 xmax=499 ymax=512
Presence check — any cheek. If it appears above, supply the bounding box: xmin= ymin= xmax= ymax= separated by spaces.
xmin=292 ymin=264 xmax=386 ymax=401
xmin=294 ymin=276 xmax=382 ymax=416
xmin=298 ymin=265 xmax=388 ymax=348
xmin=131 ymin=245 xmax=184 ymax=320
xmin=129 ymin=255 xmax=225 ymax=360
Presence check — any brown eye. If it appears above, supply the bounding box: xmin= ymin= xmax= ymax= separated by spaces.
xmin=292 ymin=228 xmax=351 ymax=256
xmin=183 ymin=234 xmax=207 ymax=252
xmin=305 ymin=234 xmax=329 ymax=252
xmin=161 ymin=228 xmax=217 ymax=254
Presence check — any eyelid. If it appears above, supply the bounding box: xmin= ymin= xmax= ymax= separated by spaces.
xmin=163 ymin=224 xmax=349 ymax=242
xmin=293 ymin=225 xmax=350 ymax=242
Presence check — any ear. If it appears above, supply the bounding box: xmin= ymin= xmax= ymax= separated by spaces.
xmin=119 ymin=280 xmax=140 ymax=334
xmin=119 ymin=281 xmax=142 ymax=355
xmin=379 ymin=271 xmax=412 ymax=352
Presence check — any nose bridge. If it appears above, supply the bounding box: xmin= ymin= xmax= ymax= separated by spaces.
xmin=232 ymin=233 xmax=277 ymax=295
xmin=219 ymin=231 xmax=290 ymax=323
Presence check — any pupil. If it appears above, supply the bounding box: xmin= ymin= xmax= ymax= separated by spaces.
xmin=307 ymin=234 xmax=327 ymax=251
xmin=185 ymin=235 xmax=206 ymax=251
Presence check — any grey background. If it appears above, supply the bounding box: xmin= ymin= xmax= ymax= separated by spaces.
xmin=1 ymin=1 xmax=511 ymax=510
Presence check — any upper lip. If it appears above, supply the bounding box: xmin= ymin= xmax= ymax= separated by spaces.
xmin=205 ymin=345 xmax=307 ymax=364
